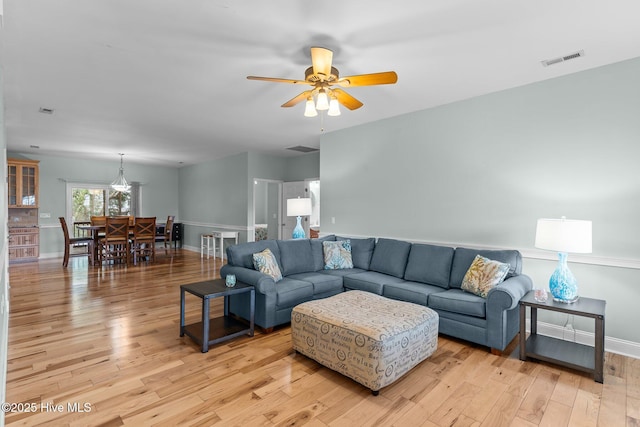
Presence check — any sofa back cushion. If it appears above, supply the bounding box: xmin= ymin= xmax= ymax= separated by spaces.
xmin=404 ymin=243 xmax=454 ymax=288
xmin=368 ymin=238 xmax=411 ymax=278
xmin=337 ymin=236 xmax=375 ymax=270
xmin=227 ymin=240 xmax=281 ymax=270
xmin=277 ymin=239 xmax=316 ymax=276
xmin=311 ymin=234 xmax=336 ymax=271
xmin=449 ymin=247 xmax=522 ymax=288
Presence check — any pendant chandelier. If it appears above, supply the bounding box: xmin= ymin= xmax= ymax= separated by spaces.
xmin=110 ymin=153 xmax=131 ymax=192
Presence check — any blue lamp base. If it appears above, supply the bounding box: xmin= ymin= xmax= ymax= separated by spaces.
xmin=292 ymin=216 xmax=306 ymax=239
xmin=549 ymin=252 xmax=579 ymax=303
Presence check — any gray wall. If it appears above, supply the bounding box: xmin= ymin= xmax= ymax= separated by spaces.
xmin=1 ymin=65 xmax=9 ymax=426
xmin=178 ymin=151 xmax=320 ymax=249
xmin=7 ymin=152 xmax=180 ymax=256
xmin=320 ymin=56 xmax=640 ymax=345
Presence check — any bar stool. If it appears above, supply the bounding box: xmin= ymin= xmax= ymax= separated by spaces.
xmin=201 ymin=234 xmax=215 ymax=259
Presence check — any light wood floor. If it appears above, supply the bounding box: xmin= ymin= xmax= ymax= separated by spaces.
xmin=4 ymin=250 xmax=638 ymax=426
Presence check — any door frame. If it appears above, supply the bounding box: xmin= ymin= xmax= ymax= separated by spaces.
xmin=251 ymin=178 xmax=283 ymax=242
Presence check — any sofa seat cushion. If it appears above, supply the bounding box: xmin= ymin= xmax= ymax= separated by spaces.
xmin=368 ymin=238 xmax=411 ymax=278
xmin=288 ymin=272 xmax=344 ymax=295
xmin=382 ymin=281 xmax=446 ymax=306
xmin=343 ymin=271 xmax=405 ymax=295
xmin=318 ymin=268 xmax=367 ymax=277
xmin=428 ymin=289 xmax=486 ymax=318
xmin=277 ymin=239 xmax=316 ymax=276
xmin=275 ymin=278 xmax=314 ymax=309
xmin=404 ymin=244 xmax=454 ymax=288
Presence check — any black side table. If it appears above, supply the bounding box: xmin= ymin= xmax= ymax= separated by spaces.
xmin=180 ymin=279 xmax=255 ymax=352
xmin=519 ymin=291 xmax=605 ymax=383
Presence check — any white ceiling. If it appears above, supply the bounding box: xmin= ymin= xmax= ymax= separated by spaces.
xmin=3 ymin=0 xmax=640 ymax=167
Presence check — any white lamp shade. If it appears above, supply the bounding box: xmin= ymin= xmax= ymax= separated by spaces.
xmin=287 ymin=198 xmax=312 ymax=217
xmin=315 ymin=90 xmax=329 ymax=110
xmin=328 ymin=98 xmax=341 ymax=116
xmin=304 ymin=98 xmax=317 ymax=117
xmin=535 ymin=218 xmax=592 ymax=253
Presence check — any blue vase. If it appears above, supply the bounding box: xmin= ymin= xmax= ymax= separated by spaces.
xmin=549 ymin=252 xmax=579 ymax=303
xmin=292 ymin=216 xmax=305 ymax=239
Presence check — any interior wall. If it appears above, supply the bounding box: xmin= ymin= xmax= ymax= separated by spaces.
xmin=320 ymin=56 xmax=640 ymax=344
xmin=1 ymin=63 xmax=9 ymax=427
xmin=284 ymin=151 xmax=320 ymax=181
xmin=178 ymin=152 xmax=249 ymax=246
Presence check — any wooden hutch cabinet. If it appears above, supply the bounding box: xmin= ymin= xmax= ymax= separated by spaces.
xmin=7 ymin=158 xmax=40 ymax=263
xmin=8 ymin=158 xmax=39 ymax=207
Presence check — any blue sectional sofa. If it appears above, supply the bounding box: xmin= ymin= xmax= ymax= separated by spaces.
xmin=220 ymin=235 xmax=533 ymax=353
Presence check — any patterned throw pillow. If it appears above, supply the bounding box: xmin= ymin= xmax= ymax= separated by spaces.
xmin=323 ymin=240 xmax=354 ymax=270
xmin=461 ymin=254 xmax=510 ymax=298
xmin=252 ymin=248 xmax=283 ymax=282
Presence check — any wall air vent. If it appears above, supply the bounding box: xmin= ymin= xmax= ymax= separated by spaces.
xmin=541 ymin=50 xmax=585 ymax=67
xmin=287 ymin=145 xmax=319 ymax=153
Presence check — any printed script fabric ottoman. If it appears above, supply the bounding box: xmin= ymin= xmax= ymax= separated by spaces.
xmin=291 ymin=290 xmax=439 ymax=394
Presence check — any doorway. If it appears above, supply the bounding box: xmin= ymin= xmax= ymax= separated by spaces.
xmin=281 ymin=179 xmax=320 ymax=239
xmin=252 ymin=179 xmax=282 ymax=241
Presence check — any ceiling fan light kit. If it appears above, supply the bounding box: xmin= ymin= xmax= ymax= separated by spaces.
xmin=315 ymin=89 xmax=329 ymax=111
xmin=247 ymin=47 xmax=397 ymax=118
xmin=328 ymin=97 xmax=341 ymax=117
xmin=304 ymin=97 xmax=318 ymax=117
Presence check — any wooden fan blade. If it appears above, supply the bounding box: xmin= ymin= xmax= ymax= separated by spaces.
xmin=332 ymin=88 xmax=363 ymax=110
xmin=281 ymin=90 xmax=314 ymax=108
xmin=336 ymin=71 xmax=398 ymax=87
xmin=247 ymin=76 xmax=309 ymax=85
xmin=311 ymin=47 xmax=333 ymax=80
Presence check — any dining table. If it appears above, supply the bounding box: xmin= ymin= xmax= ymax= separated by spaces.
xmin=76 ymin=224 xmax=105 ymax=265
xmin=77 ymin=222 xmax=167 ymax=265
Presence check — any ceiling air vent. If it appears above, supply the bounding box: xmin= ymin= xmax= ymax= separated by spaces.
xmin=287 ymin=145 xmax=319 ymax=153
xmin=541 ymin=50 xmax=585 ymax=67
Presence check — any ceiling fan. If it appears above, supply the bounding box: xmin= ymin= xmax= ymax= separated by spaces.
xmin=247 ymin=47 xmax=398 ymax=117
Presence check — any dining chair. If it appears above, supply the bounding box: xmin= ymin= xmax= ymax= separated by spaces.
xmin=98 ymin=216 xmax=130 ymax=266
xmin=156 ymin=215 xmax=175 ymax=251
xmin=132 ymin=217 xmax=156 ymax=265
xmin=59 ymin=217 xmax=93 ymax=267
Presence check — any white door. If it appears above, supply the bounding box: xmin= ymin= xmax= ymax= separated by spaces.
xmin=282 ymin=181 xmax=307 ymax=239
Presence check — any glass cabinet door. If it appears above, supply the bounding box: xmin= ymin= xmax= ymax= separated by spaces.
xmin=7 ymin=160 xmax=39 ymax=207
xmin=8 ymin=164 xmax=17 ymax=206
xmin=20 ymin=165 xmax=37 ymax=206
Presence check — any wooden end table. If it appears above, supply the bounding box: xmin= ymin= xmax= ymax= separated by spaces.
xmin=180 ymin=279 xmax=254 ymax=352
xmin=519 ymin=291 xmax=605 ymax=383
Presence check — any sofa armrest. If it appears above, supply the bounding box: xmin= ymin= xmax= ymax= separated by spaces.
xmin=486 ymin=274 xmax=534 ymax=311
xmin=220 ymin=265 xmax=277 ymax=295
xmin=485 ymin=274 xmax=533 ymax=351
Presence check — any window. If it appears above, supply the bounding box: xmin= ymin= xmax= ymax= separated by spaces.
xmin=66 ymin=183 xmax=139 ymax=234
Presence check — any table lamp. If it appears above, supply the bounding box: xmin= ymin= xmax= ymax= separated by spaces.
xmin=534 ymin=217 xmax=592 ymax=303
xmin=287 ymin=197 xmax=312 ymax=239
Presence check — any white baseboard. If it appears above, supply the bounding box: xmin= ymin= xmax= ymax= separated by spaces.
xmin=527 ymin=319 xmax=640 ymax=359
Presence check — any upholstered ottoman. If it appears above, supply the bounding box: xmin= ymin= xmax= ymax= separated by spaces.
xmin=291 ymin=290 xmax=439 ymax=395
